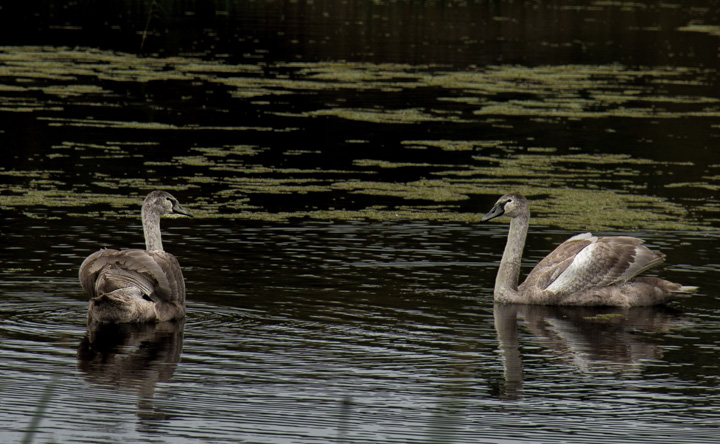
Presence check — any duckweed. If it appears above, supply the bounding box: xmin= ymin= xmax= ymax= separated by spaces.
xmin=1 ymin=46 xmax=717 ymax=232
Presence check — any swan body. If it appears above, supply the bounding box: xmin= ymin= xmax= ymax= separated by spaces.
xmin=79 ymin=191 xmax=192 ymax=323
xmin=482 ymin=193 xmax=696 ymax=306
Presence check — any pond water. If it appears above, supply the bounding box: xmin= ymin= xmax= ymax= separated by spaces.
xmin=1 ymin=1 xmax=720 ymax=443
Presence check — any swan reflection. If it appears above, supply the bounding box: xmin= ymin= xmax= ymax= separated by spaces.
xmin=77 ymin=320 xmax=184 ymax=418
xmin=493 ymin=303 xmax=688 ymax=399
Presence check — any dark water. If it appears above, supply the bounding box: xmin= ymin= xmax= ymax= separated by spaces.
xmin=2 ymin=2 xmax=720 ymax=443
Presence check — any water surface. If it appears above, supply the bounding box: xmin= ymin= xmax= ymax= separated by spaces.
xmin=1 ymin=2 xmax=720 ymax=443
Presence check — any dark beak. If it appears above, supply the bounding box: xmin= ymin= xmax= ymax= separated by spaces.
xmin=481 ymin=203 xmax=505 ymax=222
xmin=173 ymin=203 xmax=193 ymax=217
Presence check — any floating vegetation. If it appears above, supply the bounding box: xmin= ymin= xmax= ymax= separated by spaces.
xmin=37 ymin=116 xmax=277 ymax=132
xmin=1 ymin=46 xmax=718 ymax=232
xmin=354 ymin=159 xmax=437 ymax=169
xmin=677 ymin=24 xmax=720 ymax=37
xmin=308 ymin=108 xmax=449 ymax=124
xmin=40 ymin=84 xmax=109 ymax=97
xmin=0 ymin=179 xmax=708 ymax=232
xmin=334 ymin=179 xmax=472 ymax=203
xmin=191 ymin=146 xmax=263 ymax=157
xmin=583 ymin=313 xmax=626 ymax=322
xmin=0 ymin=189 xmax=139 ymax=209
xmin=474 ymin=102 xmax=720 ymax=119
xmin=2 ymin=46 xmax=717 ymax=125
xmin=401 ymin=140 xmax=493 ymax=151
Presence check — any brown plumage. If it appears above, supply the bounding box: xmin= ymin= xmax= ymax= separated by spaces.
xmin=79 ymin=191 xmax=192 ymax=323
xmin=482 ymin=193 xmax=697 ymax=306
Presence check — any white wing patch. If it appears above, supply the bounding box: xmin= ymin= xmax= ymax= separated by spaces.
xmin=545 ymin=241 xmax=597 ymax=293
xmin=566 ymin=232 xmax=596 ymax=242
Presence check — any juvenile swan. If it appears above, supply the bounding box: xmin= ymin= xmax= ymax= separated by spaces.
xmin=482 ymin=193 xmax=696 ymax=306
xmin=79 ymin=191 xmax=192 ymax=323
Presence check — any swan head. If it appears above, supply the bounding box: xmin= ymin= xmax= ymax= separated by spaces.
xmin=481 ymin=193 xmax=528 ymax=221
xmin=143 ymin=190 xmax=192 ymax=218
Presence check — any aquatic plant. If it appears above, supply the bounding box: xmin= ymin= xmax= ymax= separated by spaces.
xmin=21 ymin=375 xmax=59 ymax=444
xmin=141 ymin=0 xmax=165 ymax=51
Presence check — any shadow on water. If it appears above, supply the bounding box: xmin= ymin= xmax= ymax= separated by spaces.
xmin=494 ymin=303 xmax=690 ymax=400
xmin=77 ymin=319 xmax=185 ymax=420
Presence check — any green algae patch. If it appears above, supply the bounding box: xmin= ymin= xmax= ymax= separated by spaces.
xmin=0 ymin=183 xmax=708 ymax=232
xmin=354 ymin=159 xmax=438 ymax=169
xmin=474 ymin=103 xmax=720 ymax=119
xmin=0 ymin=189 xmax=140 ymax=210
xmin=431 ymin=151 xmax=705 ymax=231
xmin=677 ymin=25 xmax=720 ymax=37
xmin=583 ymin=313 xmax=626 ymax=322
xmin=424 ymin=64 xmax=718 ymax=120
xmin=176 ymin=156 xmax=217 ymax=167
xmin=41 ymin=84 xmax=109 ymax=97
xmin=38 ymin=117 xmax=180 ymax=130
xmin=38 ymin=116 xmax=276 ymax=132
xmin=309 ymin=108 xmax=448 ymax=124
xmin=0 ymin=47 xmax=716 ymax=232
xmin=191 ymin=145 xmax=264 ymax=157
xmin=529 ymin=188 xmax=692 ymax=232
xmin=401 ymin=140 xmax=500 ymax=151
xmin=221 ymin=62 xmax=428 ymax=98
xmin=333 ymin=180 xmax=472 ymax=203
xmin=2 ymin=47 xmax=716 ymax=124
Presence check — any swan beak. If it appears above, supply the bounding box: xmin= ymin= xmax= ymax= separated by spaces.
xmin=481 ymin=204 xmax=505 ymax=222
xmin=173 ymin=204 xmax=193 ymax=218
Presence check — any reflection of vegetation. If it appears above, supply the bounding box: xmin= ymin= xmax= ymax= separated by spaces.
xmin=141 ymin=0 xmax=164 ymax=51
xmin=583 ymin=313 xmax=626 ymax=322
xmin=20 ymin=375 xmax=59 ymax=444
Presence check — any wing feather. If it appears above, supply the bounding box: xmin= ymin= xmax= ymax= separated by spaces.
xmin=79 ymin=249 xmax=119 ymax=297
xmin=79 ymin=249 xmax=185 ymax=303
xmin=528 ymin=235 xmax=666 ymax=297
xmin=520 ymin=235 xmax=594 ymax=292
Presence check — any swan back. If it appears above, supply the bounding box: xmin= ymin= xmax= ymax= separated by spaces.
xmin=79 ymin=190 xmax=191 ymax=323
xmin=80 ymin=249 xmax=186 ymax=303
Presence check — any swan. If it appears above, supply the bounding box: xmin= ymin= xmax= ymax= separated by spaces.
xmin=79 ymin=191 xmax=192 ymax=323
xmin=482 ymin=193 xmax=696 ymax=306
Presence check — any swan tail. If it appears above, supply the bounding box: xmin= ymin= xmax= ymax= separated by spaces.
xmin=671 ymin=285 xmax=698 ymax=295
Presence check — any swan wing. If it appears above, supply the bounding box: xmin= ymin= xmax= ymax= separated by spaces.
xmin=535 ymin=236 xmax=665 ymax=296
xmin=520 ymin=233 xmax=595 ymax=292
xmin=79 ymin=249 xmax=186 ymax=303
xmin=79 ymin=249 xmax=120 ymax=297
xmin=145 ymin=250 xmax=186 ymax=303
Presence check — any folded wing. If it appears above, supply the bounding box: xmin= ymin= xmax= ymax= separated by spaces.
xmin=520 ymin=233 xmax=666 ymax=297
xmin=79 ymin=249 xmax=186 ymax=303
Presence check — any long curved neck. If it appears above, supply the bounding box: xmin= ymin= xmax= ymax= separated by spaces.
xmin=141 ymin=206 xmax=164 ymax=252
xmin=495 ymin=213 xmax=529 ymax=303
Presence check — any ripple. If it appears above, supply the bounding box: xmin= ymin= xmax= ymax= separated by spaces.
xmin=184 ymin=300 xmax=267 ymax=329
xmin=0 ymin=279 xmax=86 ymax=338
xmin=2 ymin=32 xmax=720 ymax=442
